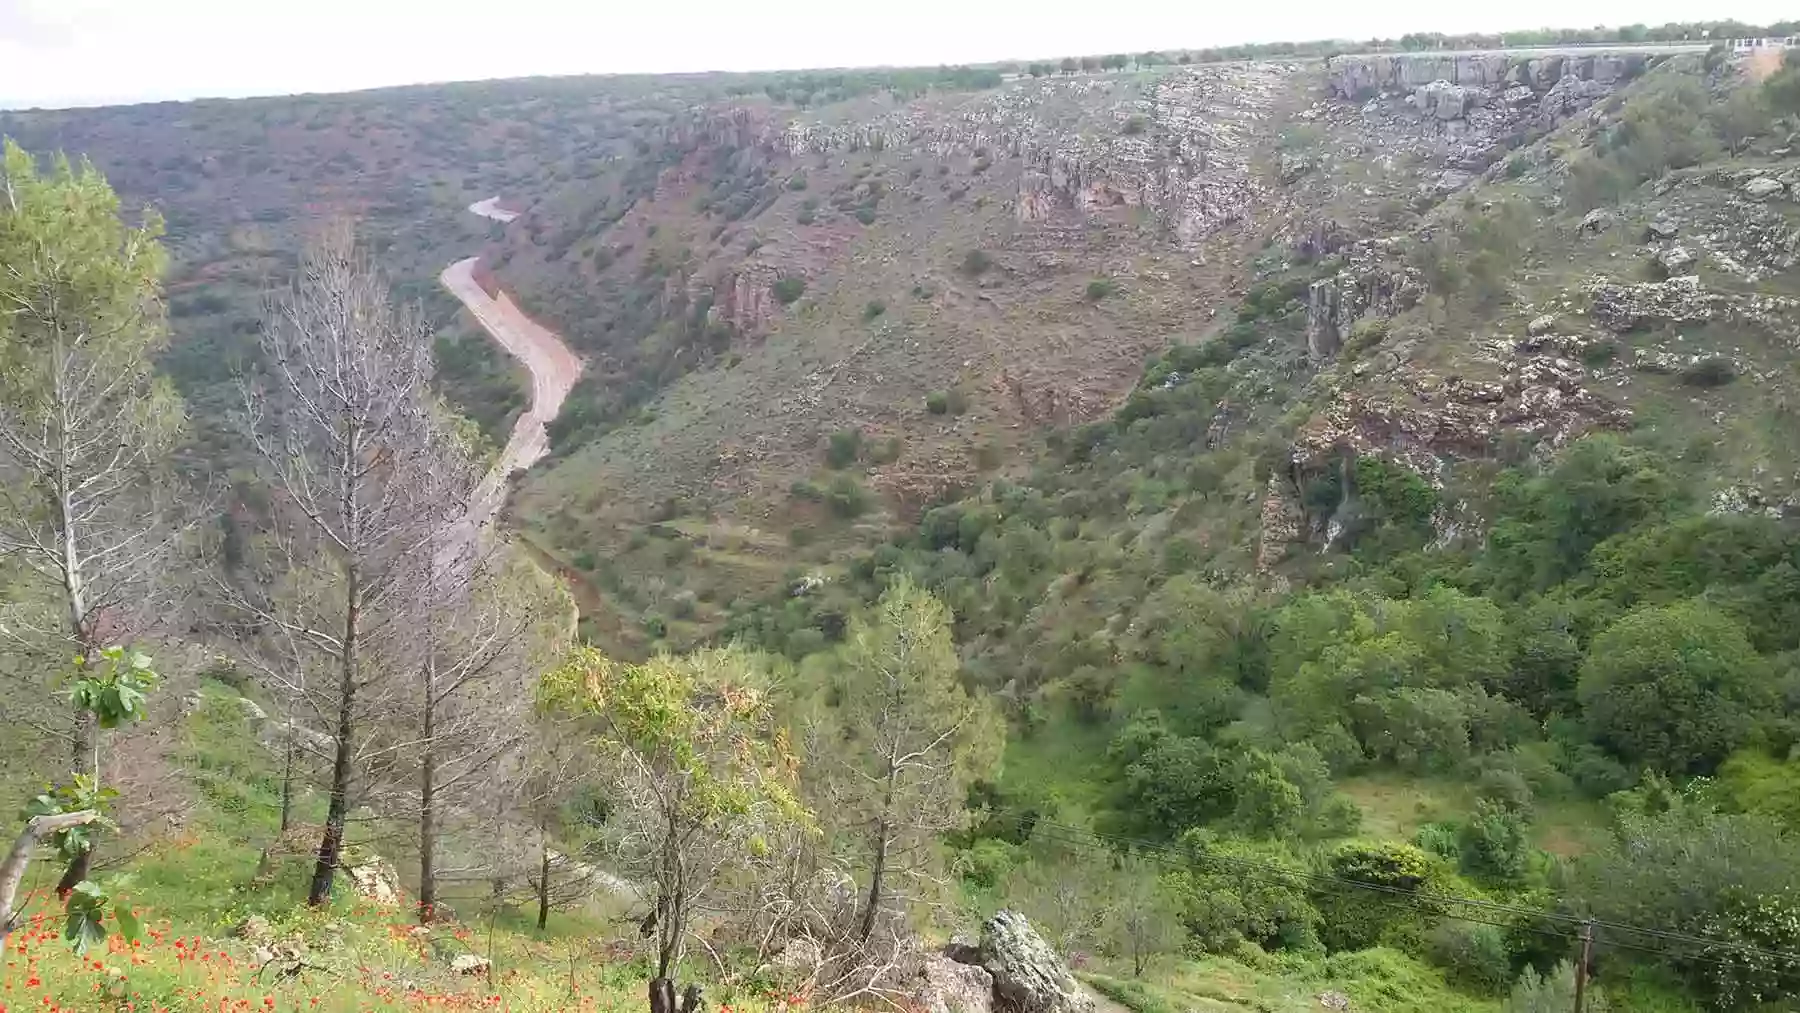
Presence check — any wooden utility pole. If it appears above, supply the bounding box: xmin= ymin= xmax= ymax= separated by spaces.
xmin=1574 ymin=919 xmax=1595 ymax=1012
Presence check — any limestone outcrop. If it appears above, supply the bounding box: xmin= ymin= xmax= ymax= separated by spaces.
xmin=1304 ymin=241 xmax=1423 ymax=363
xmin=1586 ymin=275 xmax=1800 ymax=333
xmin=1326 ymin=52 xmax=1646 ymax=101
xmin=978 ymin=911 xmax=1094 ymax=1013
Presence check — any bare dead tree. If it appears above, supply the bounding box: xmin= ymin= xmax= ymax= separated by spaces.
xmin=235 ymin=221 xmax=475 ymax=907
xmin=408 ymin=548 xmax=549 ymax=924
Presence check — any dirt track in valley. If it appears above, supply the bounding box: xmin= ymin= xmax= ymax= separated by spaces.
xmin=440 ymin=198 xmax=583 ymax=535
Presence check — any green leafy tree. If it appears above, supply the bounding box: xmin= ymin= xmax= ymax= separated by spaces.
xmin=1694 ymin=889 xmax=1800 ymax=1007
xmin=1578 ymin=601 xmax=1771 ymax=775
xmin=542 ymin=645 xmax=810 ymax=1012
xmin=1573 ymin=780 xmax=1800 ymax=1005
xmin=1271 ymin=587 xmax=1511 ymax=769
xmin=1482 ymin=435 xmax=1683 ymax=594
xmin=0 ymin=140 xmax=183 ymax=771
xmin=804 ymin=578 xmax=999 ymax=942
xmin=1107 ymin=723 xmax=1234 ymax=838
xmin=1129 ymin=577 xmax=1270 ymax=700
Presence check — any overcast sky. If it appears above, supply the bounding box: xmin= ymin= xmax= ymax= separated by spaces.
xmin=2 ymin=0 xmax=1795 ymax=109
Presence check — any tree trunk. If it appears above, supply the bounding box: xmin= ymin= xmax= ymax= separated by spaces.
xmin=53 ymin=329 xmax=97 ymax=779
xmin=309 ymin=428 xmax=362 ymax=909
xmin=279 ymin=713 xmax=296 ymax=835
xmin=649 ymin=977 xmax=676 ymax=1013
xmin=418 ymin=658 xmax=438 ymax=924
xmin=536 ymin=836 xmax=551 ymax=932
xmin=308 ymin=668 xmax=356 ymax=906
xmin=856 ymin=761 xmax=899 ymax=943
xmin=857 ymin=819 xmax=889 ymax=943
xmin=647 ymin=979 xmax=704 ymax=1013
xmin=656 ymin=821 xmax=682 ymax=979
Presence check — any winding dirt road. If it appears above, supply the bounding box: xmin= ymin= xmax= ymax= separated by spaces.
xmin=441 ymin=198 xmax=583 ymax=534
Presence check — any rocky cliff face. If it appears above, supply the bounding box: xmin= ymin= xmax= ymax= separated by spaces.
xmin=1326 ymin=51 xmax=1648 ymax=101
xmin=1310 ymin=50 xmax=1655 ymax=201
xmin=1305 ymin=238 xmax=1423 ymax=363
xmin=755 ymin=64 xmax=1299 ymax=249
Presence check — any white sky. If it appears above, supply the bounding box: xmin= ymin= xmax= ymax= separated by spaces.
xmin=1 ymin=0 xmax=1795 ymax=109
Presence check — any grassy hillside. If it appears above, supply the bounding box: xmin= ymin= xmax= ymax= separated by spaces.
xmin=4 ymin=681 xmax=779 ymax=1013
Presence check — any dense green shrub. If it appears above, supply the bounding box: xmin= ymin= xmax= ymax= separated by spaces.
xmin=1412 ymin=822 xmax=1460 ymax=860
xmin=1425 ymin=921 xmax=1514 ymax=993
xmin=825 ymin=428 xmax=863 ymax=468
xmin=1313 ymin=841 xmax=1439 ymax=952
xmin=1166 ymin=832 xmax=1321 ymax=954
xmin=1456 ymin=801 xmax=1529 ymax=885
xmin=1342 ymin=317 xmax=1391 ymax=357
xmin=772 ymin=276 xmax=807 ymax=304
xmin=826 ymin=474 xmax=872 ymax=518
xmin=961 ymin=249 xmax=994 ymax=276
xmin=1679 ymin=356 xmax=1736 ymax=387
xmin=1086 ymin=278 xmax=1117 ymax=301
xmin=867 ymin=436 xmax=903 ymax=465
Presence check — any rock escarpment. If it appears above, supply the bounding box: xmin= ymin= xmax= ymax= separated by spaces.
xmin=1304 ymin=239 xmax=1423 ymax=363
xmin=1326 ymin=51 xmax=1647 ymax=103
xmin=1314 ymin=50 xmax=1657 ymax=197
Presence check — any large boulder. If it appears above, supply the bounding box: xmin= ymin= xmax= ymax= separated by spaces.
xmin=347 ymin=855 xmax=402 ymax=906
xmin=1744 ymin=176 xmax=1786 ymax=201
xmin=915 ymin=954 xmax=994 ymax=1013
xmin=980 ymin=911 xmax=1094 ymax=1013
xmin=1655 ymin=245 xmax=1696 ymax=276
xmin=1412 ymin=80 xmax=1476 ymax=121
